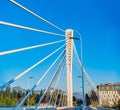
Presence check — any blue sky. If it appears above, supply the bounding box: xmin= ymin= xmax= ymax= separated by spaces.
xmin=0 ymin=0 xmax=120 ymax=91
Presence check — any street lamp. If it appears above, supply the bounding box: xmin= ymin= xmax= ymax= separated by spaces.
xmin=69 ymin=30 xmax=85 ymax=109
xmin=28 ymin=76 xmax=34 ymax=107
xmin=73 ymin=30 xmax=85 ymax=109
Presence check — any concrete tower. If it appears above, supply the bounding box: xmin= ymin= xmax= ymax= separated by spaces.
xmin=66 ymin=29 xmax=73 ymax=107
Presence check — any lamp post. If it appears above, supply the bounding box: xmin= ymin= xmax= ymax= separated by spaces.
xmin=69 ymin=30 xmax=85 ymax=109
xmin=74 ymin=30 xmax=85 ymax=109
xmin=28 ymin=76 xmax=34 ymax=107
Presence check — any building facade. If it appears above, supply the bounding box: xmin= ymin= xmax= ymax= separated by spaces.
xmin=98 ymin=83 xmax=120 ymax=107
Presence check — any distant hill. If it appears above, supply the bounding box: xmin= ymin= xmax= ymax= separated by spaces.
xmin=12 ymin=86 xmax=82 ymax=99
xmin=34 ymin=90 xmax=41 ymax=94
xmin=73 ymin=92 xmax=82 ymax=99
xmin=12 ymin=86 xmax=26 ymax=93
xmin=12 ymin=86 xmax=42 ymax=94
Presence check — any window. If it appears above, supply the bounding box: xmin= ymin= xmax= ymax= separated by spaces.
xmin=116 ymin=86 xmax=120 ymax=90
xmin=106 ymin=86 xmax=109 ymax=90
xmin=112 ymin=86 xmax=114 ymax=90
xmin=110 ymin=99 xmax=111 ymax=102
xmin=102 ymin=86 xmax=104 ymax=90
xmin=113 ymin=94 xmax=115 ymax=98
xmin=118 ymin=91 xmax=119 ymax=94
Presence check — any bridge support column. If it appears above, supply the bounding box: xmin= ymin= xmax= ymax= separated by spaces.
xmin=66 ymin=29 xmax=73 ymax=107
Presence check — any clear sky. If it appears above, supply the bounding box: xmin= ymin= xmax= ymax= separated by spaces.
xmin=0 ymin=0 xmax=120 ymax=91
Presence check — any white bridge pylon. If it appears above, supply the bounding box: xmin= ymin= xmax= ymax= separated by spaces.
xmin=66 ymin=29 xmax=73 ymax=107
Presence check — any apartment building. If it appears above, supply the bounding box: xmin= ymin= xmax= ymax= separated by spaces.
xmin=98 ymin=82 xmax=120 ymax=107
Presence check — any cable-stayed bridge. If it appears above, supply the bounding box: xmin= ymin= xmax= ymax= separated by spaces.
xmin=0 ymin=0 xmax=99 ymax=110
